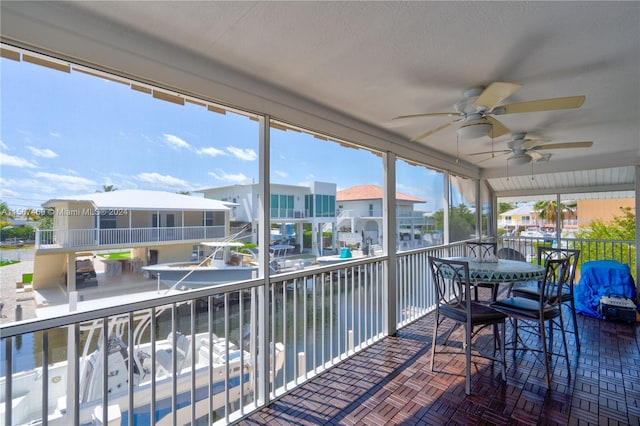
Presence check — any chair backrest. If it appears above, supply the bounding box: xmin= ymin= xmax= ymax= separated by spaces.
xmin=537 ymin=247 xmax=580 ymax=288
xmin=428 ymin=256 xmax=472 ymax=318
xmin=466 ymin=242 xmax=497 ymax=260
xmin=496 ymin=247 xmax=526 ymax=262
xmin=540 ymin=257 xmax=572 ymax=306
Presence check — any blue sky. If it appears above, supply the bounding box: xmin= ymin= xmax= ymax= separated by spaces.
xmin=1 ymin=56 xmax=451 ymax=214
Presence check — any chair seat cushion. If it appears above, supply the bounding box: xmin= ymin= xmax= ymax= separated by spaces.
xmin=511 ymin=283 xmax=572 ymax=302
xmin=440 ymin=301 xmax=507 ymax=324
xmin=491 ymin=297 xmax=561 ymax=320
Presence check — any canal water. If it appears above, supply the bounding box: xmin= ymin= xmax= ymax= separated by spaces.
xmin=1 ymin=271 xmax=385 ymax=386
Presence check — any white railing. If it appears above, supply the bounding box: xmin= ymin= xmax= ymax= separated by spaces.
xmin=269 ymin=257 xmax=388 ymax=394
xmin=395 ymin=241 xmax=466 ymax=327
xmin=497 ymin=236 xmax=636 ymax=279
xmin=1 ymin=256 xmax=393 ymax=426
xmin=269 ymin=209 xmax=307 ymax=219
xmin=35 ymin=225 xmax=227 ymax=249
xmin=338 ymin=209 xmax=426 ymax=220
xmin=3 ymin=237 xmax=634 ymax=425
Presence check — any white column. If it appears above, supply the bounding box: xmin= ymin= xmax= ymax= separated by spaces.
xmin=257 ymin=114 xmax=270 ymax=404
xmin=635 ymin=165 xmax=639 ymax=287
xmin=383 ymin=151 xmax=397 ymax=336
xmin=443 ymin=173 xmax=450 ymax=247
xmin=66 ymin=253 xmax=76 ymax=292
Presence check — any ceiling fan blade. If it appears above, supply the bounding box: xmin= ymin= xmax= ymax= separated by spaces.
xmin=393 ymin=112 xmax=456 ymax=120
xmin=485 ymin=116 xmax=510 ymax=138
xmin=519 ymin=138 xmax=544 ymax=149
xmin=497 ymin=95 xmax=585 ymax=114
xmin=410 ymin=121 xmax=457 ymax=141
xmin=533 ymin=141 xmax=593 ymax=150
xmin=528 ymin=151 xmax=545 ymax=161
xmin=467 ymin=149 xmax=511 ymax=156
xmin=473 ymin=82 xmax=522 ymax=111
xmin=477 ymin=151 xmax=510 ymax=163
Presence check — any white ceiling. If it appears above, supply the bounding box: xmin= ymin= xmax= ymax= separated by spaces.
xmin=1 ymin=1 xmax=638 ymax=196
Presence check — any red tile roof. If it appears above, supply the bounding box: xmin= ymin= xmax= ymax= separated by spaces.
xmin=336 ymin=184 xmax=425 ymax=203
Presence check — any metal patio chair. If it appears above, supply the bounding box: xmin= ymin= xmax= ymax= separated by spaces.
xmin=428 ymin=256 xmax=507 ymax=395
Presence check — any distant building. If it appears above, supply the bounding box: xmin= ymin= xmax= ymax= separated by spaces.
xmin=576 ymin=198 xmax=635 ymax=229
xmin=498 ymin=204 xmax=540 ymax=233
xmin=197 ymin=181 xmax=337 ymax=254
xmin=335 ymin=184 xmax=428 ymax=250
xmin=498 ymin=198 xmax=634 ymax=235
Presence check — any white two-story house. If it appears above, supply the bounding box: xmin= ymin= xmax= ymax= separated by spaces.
xmin=335 ymin=184 xmax=428 ymax=250
xmin=34 ymin=190 xmax=231 ymax=291
xmin=336 ymin=185 xmax=426 ymax=249
xmin=197 ymin=181 xmax=337 ymax=255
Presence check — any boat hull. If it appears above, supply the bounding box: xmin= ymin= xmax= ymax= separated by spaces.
xmin=142 ymin=262 xmax=258 ymax=288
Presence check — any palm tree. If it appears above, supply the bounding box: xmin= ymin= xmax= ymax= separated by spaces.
xmin=100 ymin=185 xmax=117 ymax=192
xmin=533 ymin=200 xmax=575 ymax=225
xmin=0 ymin=201 xmax=13 ymax=222
xmin=24 ymin=208 xmax=40 ymax=222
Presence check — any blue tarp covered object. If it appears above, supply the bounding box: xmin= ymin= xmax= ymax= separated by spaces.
xmin=574 ymin=260 xmax=637 ymax=318
xmin=339 ymin=247 xmax=352 ymax=259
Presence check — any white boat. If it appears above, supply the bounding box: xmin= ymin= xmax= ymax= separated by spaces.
xmin=143 ymin=242 xmax=259 ymax=290
xmin=519 ymin=227 xmax=545 ymax=238
xmin=316 ymin=248 xmax=366 ymax=266
xmin=1 ymin=308 xmax=285 ymax=425
xmin=269 ymin=245 xmax=306 ymax=273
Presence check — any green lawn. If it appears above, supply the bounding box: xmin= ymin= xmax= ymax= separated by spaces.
xmin=97 ymin=251 xmax=132 ymax=260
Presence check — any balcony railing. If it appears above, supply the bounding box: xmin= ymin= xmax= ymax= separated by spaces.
xmin=1 ymin=237 xmax=634 ymax=425
xmin=35 ymin=225 xmax=227 ymax=250
xmin=497 ymin=236 xmax=636 ymax=279
xmin=338 ymin=209 xmax=426 ymax=220
xmin=269 ymin=209 xmax=308 ymax=219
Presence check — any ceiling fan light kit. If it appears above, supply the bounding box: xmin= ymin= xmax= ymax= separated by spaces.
xmin=508 ymin=152 xmax=532 ymax=165
xmin=456 ymin=120 xmax=492 ymax=139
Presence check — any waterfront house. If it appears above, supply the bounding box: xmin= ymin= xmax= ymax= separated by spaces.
xmin=499 ymin=198 xmax=635 ymax=235
xmin=335 ymin=184 xmax=429 ymax=250
xmin=197 ymin=181 xmax=337 ymax=254
xmin=498 ymin=204 xmax=541 ymax=234
xmin=34 ymin=190 xmax=231 ymax=291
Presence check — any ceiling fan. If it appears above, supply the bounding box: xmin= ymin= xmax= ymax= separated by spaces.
xmin=393 ymin=82 xmax=585 ymax=142
xmin=467 ymin=132 xmax=593 ymax=165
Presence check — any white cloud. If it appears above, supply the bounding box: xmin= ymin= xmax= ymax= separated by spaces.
xmin=0 ymin=177 xmax=19 ymax=198
xmin=0 ymin=140 xmax=7 ymax=150
xmin=4 ymin=177 xmax=56 ymax=199
xmin=33 ymin=172 xmax=97 ymax=192
xmin=209 ymin=170 xmax=252 ymax=184
xmin=0 ymin=153 xmax=38 ymax=168
xmin=135 ymin=172 xmax=190 ymax=188
xmin=60 ymin=168 xmax=80 ymax=175
xmin=49 ymin=132 xmax=62 ymax=139
xmin=197 ymin=147 xmax=227 ymax=157
xmin=273 ymin=170 xmax=288 ymax=178
xmin=227 ymin=146 xmax=257 ymax=161
xmin=163 ymin=134 xmax=190 ymax=150
xmin=27 ymin=146 xmax=58 ymax=158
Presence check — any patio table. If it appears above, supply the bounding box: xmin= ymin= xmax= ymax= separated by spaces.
xmin=444 ymin=257 xmax=545 ymax=284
